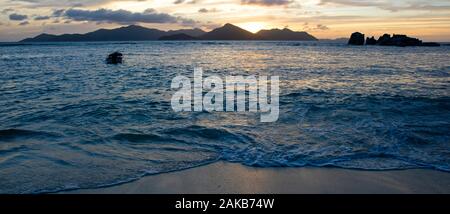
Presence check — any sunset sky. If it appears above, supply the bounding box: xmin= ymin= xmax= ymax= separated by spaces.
xmin=1 ymin=0 xmax=450 ymax=42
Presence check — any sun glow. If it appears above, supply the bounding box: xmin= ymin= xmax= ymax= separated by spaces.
xmin=237 ymin=22 xmax=267 ymax=33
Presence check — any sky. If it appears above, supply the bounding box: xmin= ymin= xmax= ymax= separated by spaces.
xmin=1 ymin=0 xmax=450 ymax=42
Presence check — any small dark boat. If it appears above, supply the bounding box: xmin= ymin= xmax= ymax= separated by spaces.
xmin=106 ymin=52 xmax=123 ymax=64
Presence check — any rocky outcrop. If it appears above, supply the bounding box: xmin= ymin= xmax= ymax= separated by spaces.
xmin=366 ymin=36 xmax=377 ymax=45
xmin=348 ymin=32 xmax=365 ymax=45
xmin=348 ymin=32 xmax=440 ymax=47
xmin=106 ymin=52 xmax=123 ymax=64
xmin=377 ymin=34 xmax=391 ymax=45
xmin=378 ymin=34 xmax=421 ymax=46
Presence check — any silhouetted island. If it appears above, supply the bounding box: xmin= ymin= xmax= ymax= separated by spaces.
xmin=199 ymin=23 xmax=256 ymax=40
xmin=20 ymin=25 xmax=205 ymax=42
xmin=348 ymin=32 xmax=440 ymax=47
xmin=158 ymin=33 xmax=199 ymax=40
xmin=20 ymin=23 xmax=318 ymax=42
xmin=348 ymin=32 xmax=365 ymax=45
xmin=256 ymin=28 xmax=318 ymax=41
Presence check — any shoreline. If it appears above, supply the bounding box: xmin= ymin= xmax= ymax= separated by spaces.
xmin=64 ymin=161 xmax=450 ymax=194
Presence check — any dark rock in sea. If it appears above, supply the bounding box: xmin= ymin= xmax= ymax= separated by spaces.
xmin=106 ymin=52 xmax=123 ymax=64
xmin=348 ymin=32 xmax=365 ymax=45
xmin=421 ymin=42 xmax=441 ymax=47
xmin=365 ymin=36 xmax=377 ymax=45
xmin=377 ymin=34 xmax=391 ymax=45
xmin=158 ymin=33 xmax=199 ymax=40
xmin=343 ymin=33 xmax=444 ymax=47
xmin=376 ymin=34 xmax=426 ymax=47
xmin=383 ymin=34 xmax=422 ymax=47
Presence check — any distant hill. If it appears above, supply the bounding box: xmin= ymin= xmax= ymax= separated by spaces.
xmin=256 ymin=28 xmax=317 ymax=41
xmin=199 ymin=23 xmax=256 ymax=40
xmin=20 ymin=23 xmax=318 ymax=42
xmin=20 ymin=25 xmax=205 ymax=42
xmin=320 ymin=38 xmax=349 ymax=43
xmin=167 ymin=28 xmax=206 ymax=37
xmin=159 ymin=33 xmax=199 ymax=40
xmin=21 ymin=25 xmax=167 ymax=42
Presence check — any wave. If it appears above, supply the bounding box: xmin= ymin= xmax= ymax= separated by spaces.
xmin=1 ymin=40 xmax=449 ymax=193
xmin=0 ymin=129 xmax=60 ymax=141
xmin=163 ymin=125 xmax=253 ymax=142
xmin=200 ymin=41 xmax=231 ymax=45
xmin=0 ymin=43 xmax=35 ymax=47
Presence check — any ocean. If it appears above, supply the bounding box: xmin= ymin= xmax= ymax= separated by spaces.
xmin=0 ymin=41 xmax=449 ymax=193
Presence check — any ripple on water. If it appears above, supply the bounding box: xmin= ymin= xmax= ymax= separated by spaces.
xmin=0 ymin=41 xmax=449 ymax=193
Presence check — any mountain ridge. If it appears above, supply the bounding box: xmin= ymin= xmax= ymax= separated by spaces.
xmin=256 ymin=28 xmax=317 ymax=41
xmin=20 ymin=23 xmax=317 ymax=42
xmin=199 ymin=23 xmax=256 ymax=40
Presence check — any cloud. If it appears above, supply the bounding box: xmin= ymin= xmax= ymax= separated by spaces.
xmin=174 ymin=0 xmax=198 ymax=4
xmin=61 ymin=8 xmax=195 ymax=25
xmin=318 ymin=0 xmax=386 ymax=8
xmin=201 ymin=21 xmax=222 ymax=30
xmin=241 ymin=0 xmax=293 ymax=6
xmin=315 ymin=24 xmax=329 ymax=30
xmin=1 ymin=8 xmax=14 ymax=14
xmin=302 ymin=22 xmax=330 ymax=31
xmin=7 ymin=0 xmax=148 ymax=8
xmin=34 ymin=16 xmax=51 ymax=20
xmin=9 ymin=13 xmax=28 ymax=21
xmin=404 ymin=3 xmax=450 ymax=11
xmin=318 ymin=0 xmax=450 ymax=12
xmin=52 ymin=9 xmax=66 ymax=17
xmin=19 ymin=21 xmax=29 ymax=26
xmin=198 ymin=8 xmax=218 ymax=13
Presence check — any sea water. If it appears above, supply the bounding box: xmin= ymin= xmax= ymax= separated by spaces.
xmin=0 ymin=41 xmax=449 ymax=193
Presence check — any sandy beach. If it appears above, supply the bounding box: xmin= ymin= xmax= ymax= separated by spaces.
xmin=65 ymin=162 xmax=450 ymax=194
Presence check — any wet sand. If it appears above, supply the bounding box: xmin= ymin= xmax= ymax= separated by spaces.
xmin=65 ymin=162 xmax=450 ymax=194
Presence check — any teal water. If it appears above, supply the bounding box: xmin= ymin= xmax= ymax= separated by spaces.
xmin=0 ymin=41 xmax=449 ymax=193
